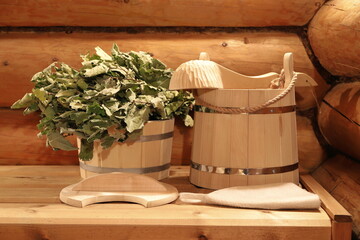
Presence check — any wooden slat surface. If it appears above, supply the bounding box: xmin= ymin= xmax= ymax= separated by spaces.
xmin=300 ymin=174 xmax=351 ymax=222
xmin=0 ymin=165 xmax=331 ymax=240
xmin=0 ymin=31 xmax=329 ymax=109
xmin=312 ymin=155 xmax=360 ymax=237
xmin=0 ymin=0 xmax=324 ymax=27
xmin=0 ymin=109 xmax=192 ymax=165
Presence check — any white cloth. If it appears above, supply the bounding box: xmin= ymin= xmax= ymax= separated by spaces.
xmin=179 ymin=183 xmax=320 ymax=210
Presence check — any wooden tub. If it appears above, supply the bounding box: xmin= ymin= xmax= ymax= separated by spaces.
xmin=78 ymin=119 xmax=175 ymax=180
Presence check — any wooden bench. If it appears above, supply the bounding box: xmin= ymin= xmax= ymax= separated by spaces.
xmin=0 ymin=165 xmax=352 ymax=240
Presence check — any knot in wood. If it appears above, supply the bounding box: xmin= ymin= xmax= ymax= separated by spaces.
xmin=198 ymin=234 xmax=208 ymax=240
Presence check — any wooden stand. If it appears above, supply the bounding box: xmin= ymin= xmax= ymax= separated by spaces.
xmin=79 ymin=119 xmax=174 ymax=180
xmin=60 ymin=173 xmax=178 ymax=208
xmin=0 ymin=165 xmax=352 ymax=240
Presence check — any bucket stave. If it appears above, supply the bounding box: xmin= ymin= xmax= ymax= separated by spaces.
xmin=78 ymin=119 xmax=174 ymax=180
xmin=190 ymin=87 xmax=299 ymax=189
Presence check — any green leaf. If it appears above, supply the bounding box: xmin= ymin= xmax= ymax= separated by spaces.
xmin=55 ymin=89 xmax=77 ymax=97
xmin=77 ymin=78 xmax=88 ymax=90
xmin=165 ymin=101 xmax=183 ymax=116
xmin=32 ymin=88 xmax=48 ymax=105
xmin=11 ymin=93 xmax=35 ymax=109
xmin=95 ymin=46 xmax=113 ymax=61
xmin=101 ymin=136 xmax=117 ymax=149
xmin=23 ymin=102 xmax=39 ymax=115
xmin=184 ymin=115 xmax=194 ymax=127
xmin=46 ymin=132 xmax=78 ymax=151
xmin=87 ymin=101 xmax=106 ymax=116
xmin=125 ymin=106 xmax=150 ymax=133
xmin=70 ymin=112 xmax=90 ymax=125
xmin=70 ymin=100 xmax=86 ymax=110
xmin=83 ymin=64 xmax=109 ymax=77
xmin=79 ymin=139 xmax=94 ymax=161
xmin=126 ymin=88 xmax=136 ymax=101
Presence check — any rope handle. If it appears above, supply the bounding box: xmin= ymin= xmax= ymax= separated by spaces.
xmin=195 ymin=53 xmax=297 ymax=114
xmin=195 ymin=71 xmax=297 ymax=114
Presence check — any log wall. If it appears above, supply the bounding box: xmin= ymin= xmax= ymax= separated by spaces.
xmin=308 ymin=0 xmax=360 ymax=77
xmin=0 ymin=0 xmax=324 ymax=27
xmin=0 ymin=31 xmax=329 ymax=109
xmin=0 ymin=31 xmax=328 ymax=165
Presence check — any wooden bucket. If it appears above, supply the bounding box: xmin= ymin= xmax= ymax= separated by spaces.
xmin=78 ymin=119 xmax=174 ymax=180
xmin=190 ymin=53 xmax=300 ymax=189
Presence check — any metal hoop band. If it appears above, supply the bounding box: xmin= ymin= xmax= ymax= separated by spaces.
xmin=194 ymin=105 xmax=296 ymax=115
xmin=136 ymin=131 xmax=173 ymax=142
xmin=79 ymin=162 xmax=170 ymax=174
xmin=191 ymin=162 xmax=298 ymax=175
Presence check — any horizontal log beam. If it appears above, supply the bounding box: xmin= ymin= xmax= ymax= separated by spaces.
xmin=0 ymin=109 xmax=192 ymax=165
xmin=0 ymin=0 xmax=324 ymax=27
xmin=309 ymin=0 xmax=360 ymax=77
xmin=0 ymin=31 xmax=329 ymax=110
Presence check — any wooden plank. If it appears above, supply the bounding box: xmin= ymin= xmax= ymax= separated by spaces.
xmin=0 ymin=31 xmax=329 ymax=109
xmin=331 ymin=221 xmax=353 ymax=240
xmin=300 ymin=174 xmax=352 ymax=223
xmin=312 ymin=155 xmax=360 ymax=237
xmin=0 ymin=109 xmax=193 ymax=165
xmin=0 ymin=0 xmax=324 ymax=27
xmin=0 ymin=166 xmax=331 ymax=240
xmin=301 ymin=174 xmax=353 ymax=239
xmin=0 ymin=222 xmax=330 ymax=240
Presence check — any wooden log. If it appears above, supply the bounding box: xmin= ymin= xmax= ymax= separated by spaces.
xmin=318 ymin=82 xmax=360 ymax=160
xmin=0 ymin=0 xmax=324 ymax=27
xmin=0 ymin=109 xmax=329 ymax=167
xmin=308 ymin=0 xmax=360 ymax=77
xmin=297 ymin=115 xmax=327 ymax=174
xmin=0 ymin=109 xmax=191 ymax=165
xmin=312 ymin=155 xmax=360 ymax=238
xmin=0 ymin=31 xmax=329 ymax=110
xmin=0 ymin=109 xmax=78 ymax=165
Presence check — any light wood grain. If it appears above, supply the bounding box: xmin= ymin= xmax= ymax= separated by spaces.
xmin=312 ymin=155 xmax=360 ymax=237
xmin=0 ymin=165 xmax=335 ymax=240
xmin=297 ymin=116 xmax=327 ymax=173
xmin=318 ymin=82 xmax=360 ymax=160
xmin=309 ymin=0 xmax=360 ymax=77
xmin=190 ymin=55 xmax=299 ymax=189
xmin=0 ymin=31 xmax=329 ymax=110
xmin=300 ymin=174 xmax=351 ymax=222
xmin=0 ymin=0 xmax=324 ymax=27
xmin=60 ymin=173 xmax=178 ymax=208
xmin=79 ymin=119 xmax=174 ymax=180
xmin=301 ymin=174 xmax=353 ymax=240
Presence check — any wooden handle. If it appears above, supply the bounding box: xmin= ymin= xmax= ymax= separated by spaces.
xmin=284 ymin=52 xmax=294 ymax=88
